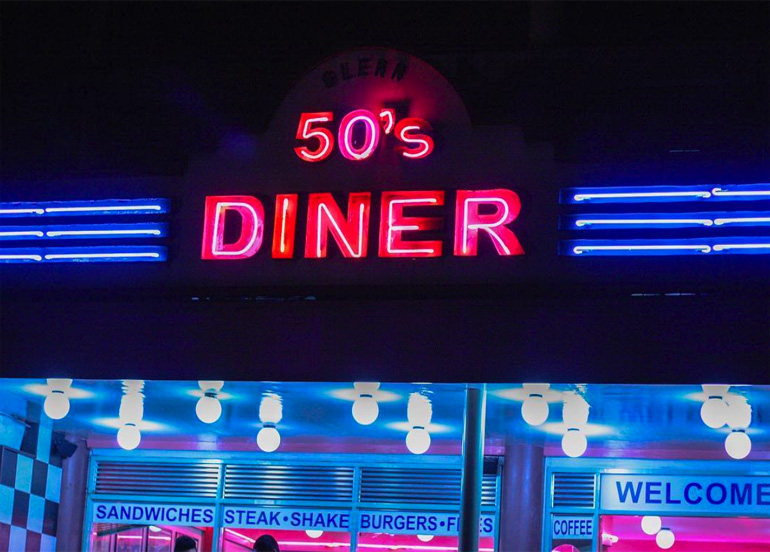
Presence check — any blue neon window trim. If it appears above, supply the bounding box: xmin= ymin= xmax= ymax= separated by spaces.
xmin=560 ymin=184 xmax=770 ymax=204
xmin=560 ymin=237 xmax=770 ymax=256
xmin=0 ymin=223 xmax=169 ymax=241
xmin=0 ymin=198 xmax=170 ymax=217
xmin=561 ymin=211 xmax=770 ymax=230
xmin=0 ymin=246 xmax=167 ymax=263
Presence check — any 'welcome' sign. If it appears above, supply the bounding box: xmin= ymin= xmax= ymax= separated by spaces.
xmin=600 ymin=474 xmax=770 ymax=516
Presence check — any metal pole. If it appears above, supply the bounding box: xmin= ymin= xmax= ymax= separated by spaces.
xmin=458 ymin=384 xmax=486 ymax=552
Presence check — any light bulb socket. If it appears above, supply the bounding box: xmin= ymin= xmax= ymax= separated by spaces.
xmin=204 ymin=391 xmax=218 ymax=399
xmin=708 ymin=395 xmax=722 ymax=400
xmin=50 ymin=389 xmax=65 ymax=396
xmin=359 ymin=393 xmax=374 ymax=399
xmin=731 ymin=428 xmax=746 ymax=434
xmin=413 ymin=425 xmax=425 ymax=431
xmin=124 ymin=422 xmax=137 ymax=429
xmin=567 ymin=427 xmax=580 ymax=433
xmin=528 ymin=393 xmax=543 ymax=399
xmin=263 ymin=422 xmax=276 ymax=429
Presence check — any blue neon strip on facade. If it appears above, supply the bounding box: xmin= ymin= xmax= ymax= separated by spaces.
xmin=560 ymin=184 xmax=770 ymax=204
xmin=0 ymin=223 xmax=169 ymax=241
xmin=561 ymin=212 xmax=770 ymax=230
xmin=0 ymin=246 xmax=167 ymax=263
xmin=0 ymin=198 xmax=170 ymax=217
xmin=560 ymin=237 xmax=770 ymax=256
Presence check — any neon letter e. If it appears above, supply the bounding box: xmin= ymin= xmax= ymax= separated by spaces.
xmin=454 ymin=189 xmax=524 ymax=256
xmin=201 ymin=195 xmax=265 ymax=260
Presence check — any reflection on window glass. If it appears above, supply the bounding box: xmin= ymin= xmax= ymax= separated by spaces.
xmin=599 ymin=515 xmax=770 ymax=552
xmin=114 ymin=527 xmax=144 ymax=552
xmin=148 ymin=527 xmax=173 ymax=552
xmin=358 ymin=533 xmax=496 ymax=552
xmin=89 ymin=526 xmax=112 ymax=552
xmin=222 ymin=528 xmax=351 ymax=552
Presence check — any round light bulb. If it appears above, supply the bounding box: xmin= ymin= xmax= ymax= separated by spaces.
xmin=562 ymin=394 xmax=590 ymax=428
xmin=406 ymin=427 xmax=431 ymax=455
xmin=417 ymin=535 xmax=434 ymax=543
xmin=561 ymin=429 xmax=587 ymax=458
xmin=407 ymin=393 xmax=432 ymax=427
xmin=257 ymin=426 xmax=281 ymax=453
xmin=259 ymin=395 xmax=283 ymax=425
xmin=700 ymin=397 xmax=728 ymax=429
xmin=352 ymin=395 xmax=379 ymax=425
xmin=196 ymin=395 xmax=222 ymax=424
xmin=641 ymin=515 xmax=662 ymax=535
xmin=354 ymin=382 xmax=380 ymax=394
xmin=522 ymin=395 xmax=549 ymax=426
xmin=655 ymin=528 xmax=675 ymax=549
xmin=725 ymin=431 xmax=751 ymax=459
xmin=119 ymin=394 xmax=144 ymax=424
xmin=44 ymin=391 xmax=70 ymax=420
xmin=305 ymin=530 xmax=323 ymax=539
xmin=117 ymin=424 xmax=141 ymax=450
xmin=725 ymin=396 xmax=751 ymax=429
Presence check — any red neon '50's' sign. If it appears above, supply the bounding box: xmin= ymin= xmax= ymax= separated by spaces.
xmin=294 ymin=109 xmax=434 ymax=162
xmin=201 ymin=189 xmax=524 ymax=260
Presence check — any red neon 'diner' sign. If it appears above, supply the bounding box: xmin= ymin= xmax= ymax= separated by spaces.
xmin=201 ymin=190 xmax=524 ymax=260
xmin=294 ymin=109 xmax=434 ymax=162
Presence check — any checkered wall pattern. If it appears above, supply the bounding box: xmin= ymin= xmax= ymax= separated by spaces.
xmin=0 ymin=419 xmax=62 ymax=551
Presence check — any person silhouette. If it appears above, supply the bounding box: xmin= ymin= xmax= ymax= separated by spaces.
xmin=174 ymin=535 xmax=198 ymax=552
xmin=253 ymin=534 xmax=280 ymax=552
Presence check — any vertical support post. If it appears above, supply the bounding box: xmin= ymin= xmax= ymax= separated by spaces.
xmin=350 ymin=464 xmax=362 ymax=552
xmin=458 ymin=384 xmax=486 ymax=552
xmin=212 ymin=462 xmax=226 ymax=552
xmin=57 ymin=435 xmax=89 ymax=552
xmin=499 ymin=440 xmax=544 ymax=552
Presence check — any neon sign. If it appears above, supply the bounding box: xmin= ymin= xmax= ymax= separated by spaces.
xmin=0 ymin=198 xmax=169 ymax=263
xmin=201 ymin=189 xmax=524 ymax=260
xmin=379 ymin=191 xmax=444 ymax=258
xmin=294 ymin=109 xmax=433 ymax=162
xmin=201 ymin=196 xmax=265 ymax=260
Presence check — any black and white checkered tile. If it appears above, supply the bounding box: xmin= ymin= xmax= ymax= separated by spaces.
xmin=0 ymin=418 xmax=61 ymax=551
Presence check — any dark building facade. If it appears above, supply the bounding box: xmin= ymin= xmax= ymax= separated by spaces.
xmin=1 ymin=3 xmax=768 ymax=552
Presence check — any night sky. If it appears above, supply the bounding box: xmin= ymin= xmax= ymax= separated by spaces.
xmin=1 ymin=2 xmax=768 ymax=181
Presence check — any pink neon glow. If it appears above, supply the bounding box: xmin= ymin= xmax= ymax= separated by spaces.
xmin=378 ymin=191 xmax=444 ymax=257
xmin=295 ymin=112 xmax=335 ymax=162
xmin=453 ymin=189 xmax=524 ymax=257
xmin=224 ymin=528 xmax=351 ymax=552
xmin=304 ymin=192 xmax=371 ymax=258
xmin=272 ymin=194 xmax=298 ymax=259
xmin=358 ymin=545 xmax=494 ymax=551
xmin=395 ymin=118 xmax=434 ymax=159
xmin=379 ymin=109 xmax=396 ymax=134
xmin=201 ymin=195 xmax=265 ymax=260
xmin=338 ymin=109 xmax=381 ymax=161
xmin=225 ymin=528 xmax=256 ymax=543
xmin=223 ymin=528 xmax=494 ymax=552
